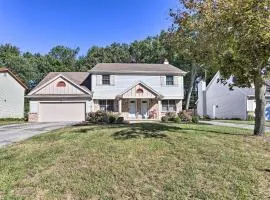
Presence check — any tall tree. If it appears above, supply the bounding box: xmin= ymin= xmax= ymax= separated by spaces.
xmin=173 ymin=0 xmax=270 ymax=135
xmin=169 ymin=12 xmax=214 ymax=110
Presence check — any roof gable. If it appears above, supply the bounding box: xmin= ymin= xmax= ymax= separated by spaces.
xmin=0 ymin=67 xmax=27 ymax=89
xmin=205 ymin=71 xmax=265 ymax=97
xmin=117 ymin=81 xmax=163 ymax=99
xmin=28 ymin=74 xmax=92 ymax=96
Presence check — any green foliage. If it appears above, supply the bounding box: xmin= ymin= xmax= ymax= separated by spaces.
xmin=161 ymin=116 xmax=169 ymax=123
xmin=87 ymin=111 xmax=121 ymax=124
xmin=116 ymin=117 xmax=124 ymax=124
xmin=178 ymin=111 xmax=192 ymax=122
xmin=0 ymin=118 xmax=24 ymax=122
xmin=0 ymin=32 xmax=188 ymax=92
xmin=165 ymin=112 xmax=177 ymax=121
xmin=192 ymin=115 xmax=199 ymax=124
xmin=247 ymin=114 xmax=255 ymax=121
xmin=174 ymin=117 xmax=181 ymax=123
xmin=172 ymin=0 xmax=270 ymax=135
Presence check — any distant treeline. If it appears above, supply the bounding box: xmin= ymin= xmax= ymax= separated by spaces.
xmin=0 ymin=31 xmax=212 ymax=108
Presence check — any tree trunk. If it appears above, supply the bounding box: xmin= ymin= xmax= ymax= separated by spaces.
xmin=254 ymin=79 xmax=266 ymax=136
xmin=185 ymin=64 xmax=197 ymax=110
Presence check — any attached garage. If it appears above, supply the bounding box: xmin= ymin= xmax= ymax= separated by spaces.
xmin=39 ymin=102 xmax=86 ymax=122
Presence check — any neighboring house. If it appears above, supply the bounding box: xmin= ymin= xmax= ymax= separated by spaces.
xmin=197 ymin=71 xmax=270 ymax=120
xmin=27 ymin=61 xmax=186 ymax=122
xmin=0 ymin=68 xmax=27 ymax=118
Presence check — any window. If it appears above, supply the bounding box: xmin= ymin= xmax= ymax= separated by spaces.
xmin=162 ymin=100 xmax=176 ymax=112
xmin=267 ymin=86 xmax=270 ymax=93
xmin=99 ymin=100 xmax=114 ymax=111
xmin=136 ymin=88 xmax=144 ymax=94
xmin=102 ymin=75 xmax=110 ymax=85
xmin=166 ymin=76 xmax=174 ymax=85
xmin=56 ymin=81 xmax=66 ymax=87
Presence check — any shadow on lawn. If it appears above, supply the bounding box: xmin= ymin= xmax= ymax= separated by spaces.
xmin=72 ymin=122 xmax=251 ymax=140
xmin=112 ymin=123 xmax=174 ymax=140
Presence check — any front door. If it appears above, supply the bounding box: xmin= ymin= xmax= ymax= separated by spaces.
xmin=141 ymin=100 xmax=148 ymax=119
xmin=129 ymin=100 xmax=136 ymax=119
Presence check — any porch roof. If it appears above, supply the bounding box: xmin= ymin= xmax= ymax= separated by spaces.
xmin=116 ymin=81 xmax=163 ymax=99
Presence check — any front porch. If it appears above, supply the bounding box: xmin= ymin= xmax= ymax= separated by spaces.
xmin=118 ymin=98 xmax=161 ymax=120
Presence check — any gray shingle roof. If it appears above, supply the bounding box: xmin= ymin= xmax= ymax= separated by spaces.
xmin=90 ymin=63 xmax=186 ymax=75
xmin=32 ymin=72 xmax=91 ymax=94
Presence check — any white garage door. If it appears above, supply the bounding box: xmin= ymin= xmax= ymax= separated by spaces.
xmin=39 ymin=102 xmax=85 ymax=122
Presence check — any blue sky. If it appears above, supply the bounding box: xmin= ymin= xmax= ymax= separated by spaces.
xmin=0 ymin=0 xmax=178 ymax=55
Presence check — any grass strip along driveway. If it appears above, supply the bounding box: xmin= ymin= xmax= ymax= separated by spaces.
xmin=0 ymin=118 xmax=25 ymax=126
xmin=0 ymin=123 xmax=269 ymax=199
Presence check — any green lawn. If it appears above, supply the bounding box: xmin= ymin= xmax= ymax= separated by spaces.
xmin=0 ymin=123 xmax=269 ymax=199
xmin=0 ymin=118 xmax=25 ymax=125
xmin=214 ymin=119 xmax=270 ymax=127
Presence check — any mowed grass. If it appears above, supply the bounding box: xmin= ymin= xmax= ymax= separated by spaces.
xmin=0 ymin=123 xmax=270 ymax=199
xmin=0 ymin=118 xmax=25 ymax=125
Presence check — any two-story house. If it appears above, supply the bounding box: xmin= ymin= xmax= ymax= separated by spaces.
xmin=27 ymin=62 xmax=186 ymax=122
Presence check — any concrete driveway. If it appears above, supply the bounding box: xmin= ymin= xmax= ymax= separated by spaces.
xmin=0 ymin=122 xmax=75 ymax=147
xmin=200 ymin=120 xmax=270 ymax=132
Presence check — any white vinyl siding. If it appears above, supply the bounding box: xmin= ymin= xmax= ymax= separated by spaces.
xmin=30 ymin=101 xmax=38 ymax=113
xmin=36 ymin=77 xmax=86 ymax=95
xmin=0 ymin=72 xmax=25 ymax=118
xmin=92 ymin=75 xmax=184 ymax=99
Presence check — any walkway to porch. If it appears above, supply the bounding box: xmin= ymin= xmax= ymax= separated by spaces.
xmin=125 ymin=119 xmax=161 ymax=124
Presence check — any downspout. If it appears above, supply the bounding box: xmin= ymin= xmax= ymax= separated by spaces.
xmin=244 ymin=96 xmax=248 ymax=120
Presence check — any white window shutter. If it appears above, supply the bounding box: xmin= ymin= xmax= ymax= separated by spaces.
xmin=110 ymin=75 xmax=115 ymax=85
xmin=96 ymin=75 xmax=102 ymax=85
xmin=173 ymin=76 xmax=178 ymax=86
xmin=160 ymin=76 xmax=166 ymax=86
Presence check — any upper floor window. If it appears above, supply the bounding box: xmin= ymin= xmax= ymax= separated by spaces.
xmin=166 ymin=76 xmax=174 ymax=85
xmin=56 ymin=81 xmax=66 ymax=87
xmin=102 ymin=75 xmax=110 ymax=85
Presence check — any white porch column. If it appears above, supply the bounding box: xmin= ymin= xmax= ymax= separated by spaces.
xmin=119 ymin=99 xmax=122 ymax=113
xmin=158 ymin=99 xmax=162 ymax=119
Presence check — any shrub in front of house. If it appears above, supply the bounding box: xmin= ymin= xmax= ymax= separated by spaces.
xmin=203 ymin=115 xmax=211 ymax=120
xmin=178 ymin=111 xmax=192 ymax=122
xmin=116 ymin=117 xmax=124 ymax=124
xmin=192 ymin=115 xmax=199 ymax=124
xmin=165 ymin=112 xmax=177 ymax=121
xmin=247 ymin=114 xmax=255 ymax=121
xmin=108 ymin=112 xmax=120 ymax=123
xmin=87 ymin=111 xmax=106 ymax=123
xmin=87 ymin=111 xmax=122 ymax=124
xmin=161 ymin=116 xmax=169 ymax=123
xmin=174 ymin=117 xmax=181 ymax=123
